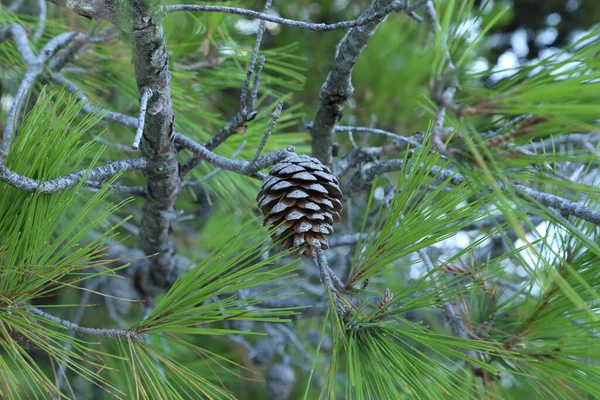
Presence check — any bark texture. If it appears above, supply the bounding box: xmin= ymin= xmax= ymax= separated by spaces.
xmin=126 ymin=1 xmax=181 ymax=295
xmin=311 ymin=0 xmax=395 ymax=166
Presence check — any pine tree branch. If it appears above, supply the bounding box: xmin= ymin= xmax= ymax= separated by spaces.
xmin=315 ymin=248 xmax=341 ymax=294
xmin=51 ymin=72 xmax=140 ymax=128
xmin=425 ymin=0 xmax=458 ymax=156
xmin=124 ymin=1 xmax=181 ymax=297
xmin=46 ymin=0 xmax=118 ymax=23
xmin=52 ymin=72 xmax=291 ymax=180
xmin=180 ymin=140 xmax=247 ymax=188
xmin=85 ymin=181 xmax=147 ymax=197
xmin=311 ymin=0 xmax=402 ymax=166
xmin=0 ymin=158 xmax=146 ymax=193
xmin=306 ymin=123 xmax=422 ymax=148
xmin=28 ymin=307 xmax=141 ymax=340
xmin=242 ymin=101 xmax=283 ymax=174
xmin=352 ymin=159 xmax=600 ymax=226
xmin=164 ymin=2 xmax=413 ymax=32
xmin=181 ymin=1 xmax=270 ymax=177
xmin=175 ymin=133 xmax=294 ymax=179
xmin=0 ymin=24 xmax=36 ymax=64
xmin=0 ymin=29 xmax=82 ymax=162
xmin=240 ymin=0 xmax=272 ymax=115
xmin=32 ymin=0 xmax=48 ymax=45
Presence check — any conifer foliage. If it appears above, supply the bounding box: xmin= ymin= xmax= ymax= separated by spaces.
xmin=1 ymin=0 xmax=600 ymax=399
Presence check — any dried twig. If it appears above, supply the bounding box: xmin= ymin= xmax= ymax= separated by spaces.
xmin=131 ymin=88 xmax=153 ymax=150
xmin=242 ymin=101 xmax=283 ymax=174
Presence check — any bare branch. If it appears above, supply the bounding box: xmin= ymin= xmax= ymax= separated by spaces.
xmin=85 ymin=181 xmax=147 ymax=197
xmin=315 ymin=248 xmax=339 ymax=294
xmin=249 ymin=55 xmax=266 ymax=111
xmin=353 ymin=158 xmax=600 ymax=226
xmin=125 ymin=1 xmax=181 ymax=297
xmin=175 ymin=132 xmax=293 ymax=179
xmin=28 ymin=307 xmax=141 ymax=340
xmin=1 ymin=71 xmax=37 ymax=161
xmin=181 ymin=140 xmax=247 ymax=188
xmin=1 ymin=31 xmax=81 ymax=161
xmin=46 ymin=0 xmax=117 ymax=23
xmin=52 ymin=72 xmax=139 ymax=127
xmin=164 ymin=2 xmax=412 ymax=32
xmin=311 ymin=0 xmax=400 ymax=166
xmin=32 ymin=0 xmax=48 ymax=45
xmin=425 ymin=0 xmax=457 ymax=155
xmin=53 ymin=72 xmax=287 ymax=181
xmin=307 ymin=123 xmax=422 ymax=148
xmin=132 ymin=88 xmax=153 ymax=150
xmin=181 ymin=2 xmax=270 ymax=177
xmin=242 ymin=101 xmax=283 ymax=174
xmin=240 ymin=0 xmax=272 ymax=115
xmin=0 ymin=24 xmax=36 ymax=64
xmin=0 ymin=158 xmax=147 ymax=194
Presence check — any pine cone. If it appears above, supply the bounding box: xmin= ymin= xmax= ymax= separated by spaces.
xmin=257 ymin=154 xmax=342 ymax=258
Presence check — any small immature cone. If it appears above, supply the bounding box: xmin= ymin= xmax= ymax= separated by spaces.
xmin=256 ymin=154 xmax=342 ymax=258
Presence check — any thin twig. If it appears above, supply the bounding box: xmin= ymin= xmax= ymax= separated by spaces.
xmin=1 ymin=71 xmax=37 ymax=160
xmin=182 ymin=140 xmax=247 ymax=188
xmin=49 ymin=73 xmax=286 ymax=180
xmin=28 ymin=307 xmax=141 ymax=340
xmin=249 ymin=55 xmax=266 ymax=111
xmin=352 ymin=158 xmax=600 ymax=226
xmin=1 ymin=30 xmax=80 ymax=161
xmin=174 ymin=133 xmax=293 ymax=179
xmin=315 ymin=248 xmax=339 ymax=294
xmin=425 ymin=0 xmax=457 ymax=155
xmin=32 ymin=0 xmax=48 ymax=45
xmin=164 ymin=2 xmax=412 ymax=32
xmin=0 ymin=24 xmax=36 ymax=64
xmin=181 ymin=1 xmax=271 ymax=177
xmin=55 ymin=288 xmax=94 ymax=390
xmin=0 ymin=158 xmax=147 ymax=194
xmin=240 ymin=0 xmax=272 ymax=115
xmin=132 ymin=88 xmax=153 ymax=150
xmin=242 ymin=101 xmax=283 ymax=173
xmin=307 ymin=123 xmax=422 ymax=148
xmin=52 ymin=72 xmax=139 ymax=127
xmin=85 ymin=181 xmax=147 ymax=197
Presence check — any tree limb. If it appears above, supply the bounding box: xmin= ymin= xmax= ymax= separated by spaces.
xmin=45 ymin=0 xmax=118 ymax=24
xmin=164 ymin=2 xmax=412 ymax=32
xmin=311 ymin=0 xmax=400 ymax=166
xmin=352 ymin=159 xmax=600 ymax=226
xmin=124 ymin=1 xmax=181 ymax=296
xmin=0 ymin=158 xmax=146 ymax=194
xmin=28 ymin=307 xmax=141 ymax=340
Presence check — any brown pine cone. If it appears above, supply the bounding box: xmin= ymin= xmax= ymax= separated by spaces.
xmin=256 ymin=154 xmax=342 ymax=258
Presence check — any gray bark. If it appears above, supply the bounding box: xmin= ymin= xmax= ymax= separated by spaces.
xmin=311 ymin=0 xmax=395 ymax=166
xmin=125 ymin=1 xmax=180 ymax=296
